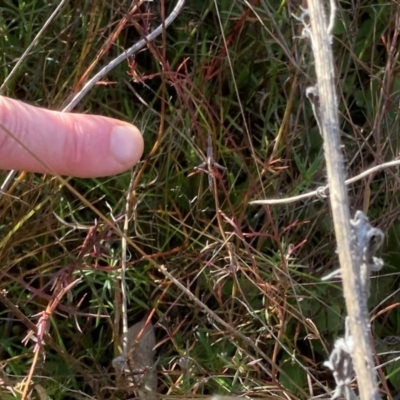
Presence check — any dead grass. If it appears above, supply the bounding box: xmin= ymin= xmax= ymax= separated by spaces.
xmin=1 ymin=0 xmax=400 ymax=399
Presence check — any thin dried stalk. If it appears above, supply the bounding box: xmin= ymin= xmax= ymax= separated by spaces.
xmin=306 ymin=0 xmax=379 ymax=399
xmin=250 ymin=158 xmax=400 ymax=205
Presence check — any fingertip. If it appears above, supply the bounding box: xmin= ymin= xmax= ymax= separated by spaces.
xmin=110 ymin=124 xmax=144 ymax=168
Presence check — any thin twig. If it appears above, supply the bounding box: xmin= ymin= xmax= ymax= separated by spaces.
xmin=250 ymin=158 xmax=400 ymax=205
xmin=119 ymin=174 xmax=135 ymax=359
xmin=61 ymin=0 xmax=186 ymax=113
xmin=306 ymin=1 xmax=380 ymax=399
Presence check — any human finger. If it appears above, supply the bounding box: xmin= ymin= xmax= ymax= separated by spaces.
xmin=0 ymin=96 xmax=144 ymax=177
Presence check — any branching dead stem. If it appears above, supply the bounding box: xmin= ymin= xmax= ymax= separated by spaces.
xmin=306 ymin=1 xmax=380 ymax=399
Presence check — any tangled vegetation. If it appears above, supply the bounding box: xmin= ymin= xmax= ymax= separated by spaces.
xmin=0 ymin=0 xmax=400 ymax=398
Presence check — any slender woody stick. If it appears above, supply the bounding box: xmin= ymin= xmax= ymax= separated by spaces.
xmin=306 ymin=1 xmax=379 ymax=399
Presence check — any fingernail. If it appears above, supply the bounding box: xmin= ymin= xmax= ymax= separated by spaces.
xmin=110 ymin=125 xmax=142 ymax=165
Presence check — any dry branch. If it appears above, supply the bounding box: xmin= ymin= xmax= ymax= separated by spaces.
xmin=306 ymin=0 xmax=380 ymax=399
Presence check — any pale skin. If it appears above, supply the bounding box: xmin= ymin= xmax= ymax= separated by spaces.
xmin=0 ymin=96 xmax=144 ymax=178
